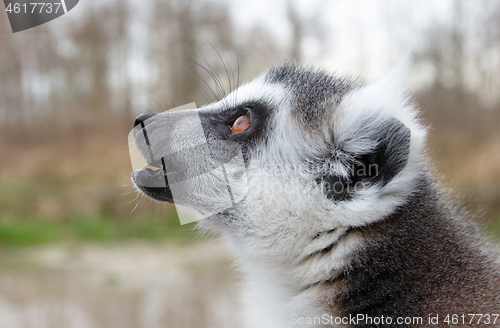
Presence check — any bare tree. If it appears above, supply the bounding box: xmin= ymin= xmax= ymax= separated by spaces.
xmin=287 ymin=0 xmax=304 ymax=63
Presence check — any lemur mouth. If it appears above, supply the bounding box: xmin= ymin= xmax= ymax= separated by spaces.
xmin=132 ymin=167 xmax=175 ymax=203
xmin=131 ymin=116 xmax=176 ymax=203
xmin=132 ymin=136 xmax=190 ymax=204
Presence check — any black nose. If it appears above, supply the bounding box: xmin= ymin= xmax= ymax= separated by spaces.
xmin=134 ymin=113 xmax=155 ymax=128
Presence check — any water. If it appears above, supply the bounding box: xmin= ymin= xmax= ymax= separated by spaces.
xmin=0 ymin=242 xmax=242 ymax=328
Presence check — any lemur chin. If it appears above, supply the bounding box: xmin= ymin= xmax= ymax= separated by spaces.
xmin=132 ymin=62 xmax=500 ymax=328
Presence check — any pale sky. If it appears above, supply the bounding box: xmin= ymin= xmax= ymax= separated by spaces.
xmin=228 ymin=0 xmax=458 ymax=84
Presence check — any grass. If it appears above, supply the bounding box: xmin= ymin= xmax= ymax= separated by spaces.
xmin=487 ymin=217 xmax=500 ymax=239
xmin=0 ymin=214 xmax=498 ymax=248
xmin=0 ymin=214 xmax=198 ymax=247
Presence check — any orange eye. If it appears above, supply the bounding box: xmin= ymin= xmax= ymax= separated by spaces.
xmin=231 ymin=115 xmax=250 ymax=134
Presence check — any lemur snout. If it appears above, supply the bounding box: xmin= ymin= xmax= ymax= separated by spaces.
xmin=134 ymin=113 xmax=155 ymax=128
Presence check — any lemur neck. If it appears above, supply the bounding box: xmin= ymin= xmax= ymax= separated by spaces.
xmin=330 ymin=176 xmax=497 ymax=319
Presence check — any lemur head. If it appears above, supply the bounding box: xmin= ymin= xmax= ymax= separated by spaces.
xmin=132 ymin=62 xmax=427 ymax=275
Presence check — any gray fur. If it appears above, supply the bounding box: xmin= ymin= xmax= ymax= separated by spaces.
xmin=329 ymin=175 xmax=500 ymax=326
xmin=265 ymin=63 xmax=357 ymax=130
xmin=133 ymin=63 xmax=500 ymax=328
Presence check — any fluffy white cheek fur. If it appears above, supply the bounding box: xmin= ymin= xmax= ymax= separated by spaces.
xmin=227 ymin=173 xmax=364 ymax=328
xmin=210 ymin=164 xmax=415 ymax=328
xmin=195 ymin=61 xmax=427 ymax=328
xmin=230 ymin=172 xmax=384 ymax=247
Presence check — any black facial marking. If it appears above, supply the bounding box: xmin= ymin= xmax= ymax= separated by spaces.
xmin=365 ymin=117 xmax=411 ymax=186
xmin=198 ymin=100 xmax=274 ymax=164
xmin=317 ymin=118 xmax=411 ymax=201
xmin=316 ymin=174 xmax=353 ymax=201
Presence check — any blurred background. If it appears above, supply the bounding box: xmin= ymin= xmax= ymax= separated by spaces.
xmin=0 ymin=0 xmax=499 ymax=327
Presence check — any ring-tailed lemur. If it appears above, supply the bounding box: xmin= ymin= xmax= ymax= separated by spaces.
xmin=132 ymin=62 xmax=500 ymax=327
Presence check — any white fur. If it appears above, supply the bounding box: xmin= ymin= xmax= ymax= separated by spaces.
xmin=127 ymin=60 xmax=429 ymax=327
xmin=198 ymin=62 xmax=428 ymax=328
xmin=203 ymin=75 xmax=287 ymax=114
xmin=133 ymin=60 xmax=431 ymax=326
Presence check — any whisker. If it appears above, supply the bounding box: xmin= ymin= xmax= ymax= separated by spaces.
xmin=162 ymin=94 xmax=176 ymax=110
xmin=142 ymin=93 xmax=166 ymax=112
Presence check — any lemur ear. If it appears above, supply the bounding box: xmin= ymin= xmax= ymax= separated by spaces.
xmin=319 ymin=59 xmax=417 ymax=200
xmin=318 ymin=118 xmax=411 ymax=201
xmin=353 ymin=117 xmax=411 ymax=187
